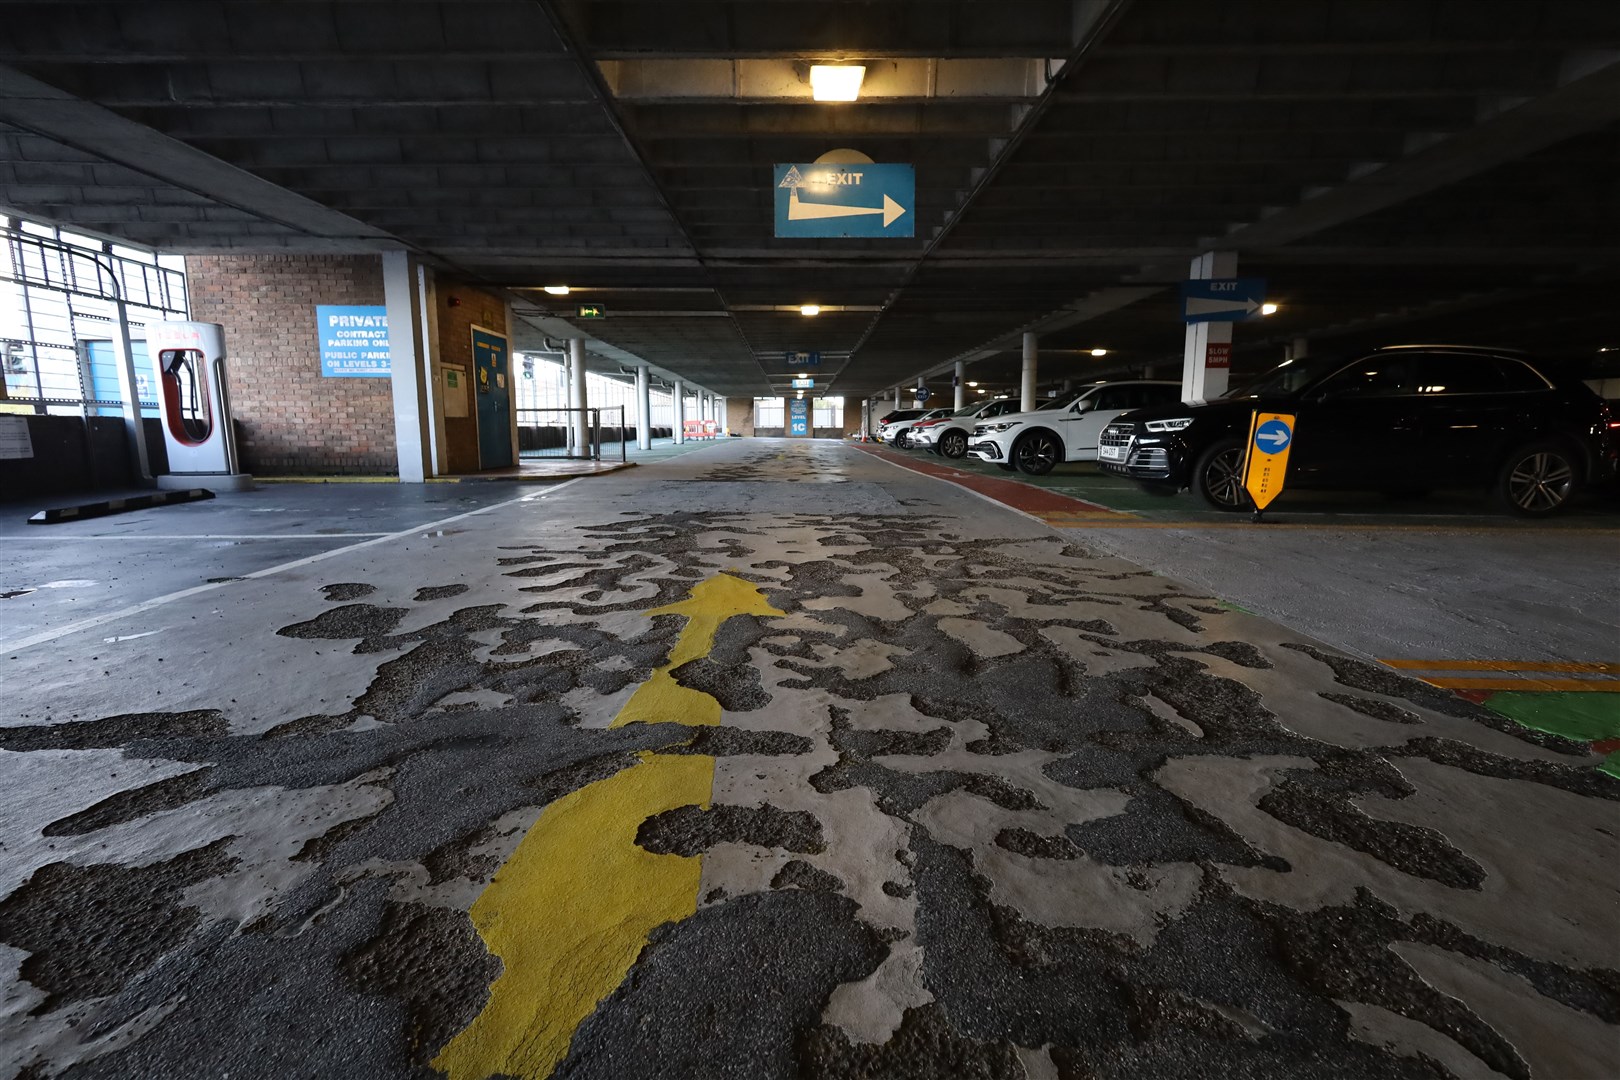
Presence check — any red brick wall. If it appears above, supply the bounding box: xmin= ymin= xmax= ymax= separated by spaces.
xmin=725 ymin=397 xmax=756 ymax=436
xmin=185 ymin=254 xmax=396 ymax=475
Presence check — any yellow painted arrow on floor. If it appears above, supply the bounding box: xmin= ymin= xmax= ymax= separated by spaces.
xmin=433 ymin=572 xmax=784 ymax=1080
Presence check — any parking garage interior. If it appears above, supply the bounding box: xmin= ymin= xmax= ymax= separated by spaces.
xmin=1 ymin=4 xmax=1617 ymax=1079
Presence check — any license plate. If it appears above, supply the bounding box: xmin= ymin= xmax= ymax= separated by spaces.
xmin=1098 ymin=443 xmax=1127 ymax=462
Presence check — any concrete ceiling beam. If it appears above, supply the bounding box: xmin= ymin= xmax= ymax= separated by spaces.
xmin=567 ymin=0 xmax=1083 ymax=58
xmin=620 ymin=102 xmax=1024 ymax=137
xmin=0 ymin=63 xmax=398 ymax=247
xmin=599 ymin=58 xmax=1061 ymax=103
xmin=1179 ymin=51 xmax=1620 ymax=258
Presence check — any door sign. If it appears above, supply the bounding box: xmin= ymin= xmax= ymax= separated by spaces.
xmin=1181 ymin=279 xmax=1268 ymax=323
xmin=785 ymin=351 xmax=821 ymax=367
xmin=774 ymin=164 xmax=915 ymax=238
xmin=1242 ymin=412 xmax=1295 ymax=510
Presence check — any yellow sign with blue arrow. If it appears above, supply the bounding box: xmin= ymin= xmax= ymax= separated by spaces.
xmin=1242 ymin=411 xmax=1295 ymax=511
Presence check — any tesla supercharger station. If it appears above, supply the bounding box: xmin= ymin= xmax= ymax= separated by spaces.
xmin=148 ymin=321 xmax=253 ymax=491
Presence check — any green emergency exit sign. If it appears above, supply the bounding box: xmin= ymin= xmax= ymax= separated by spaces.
xmin=577 ymin=304 xmax=606 ymax=319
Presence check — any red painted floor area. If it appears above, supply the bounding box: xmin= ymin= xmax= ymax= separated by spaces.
xmin=852 ymin=443 xmax=1118 ymax=519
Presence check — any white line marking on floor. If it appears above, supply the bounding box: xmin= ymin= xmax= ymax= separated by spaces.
xmin=103 ymin=630 xmax=164 ymax=643
xmin=0 ymin=480 xmax=585 ymax=655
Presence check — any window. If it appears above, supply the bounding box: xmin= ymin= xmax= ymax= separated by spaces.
xmin=1315 ymin=358 xmax=1416 ymax=399
xmin=754 ymin=397 xmax=785 ymax=428
xmin=513 ymin=354 xmax=670 ymax=428
xmin=1494 ymin=358 xmax=1553 ymax=392
xmin=1095 ymin=386 xmax=1144 ymax=410
xmin=812 ymin=396 xmax=843 ymax=429
xmin=1410 ymin=354 xmax=1509 ymax=395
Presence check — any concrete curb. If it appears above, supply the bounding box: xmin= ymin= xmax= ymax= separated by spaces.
xmin=27 ymin=488 xmax=215 ymax=524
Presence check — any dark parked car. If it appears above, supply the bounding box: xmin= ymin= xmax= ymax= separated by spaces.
xmin=1097 ymin=345 xmax=1618 ymax=516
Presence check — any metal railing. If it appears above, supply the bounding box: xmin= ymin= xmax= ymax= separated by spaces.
xmin=517 ymin=406 xmax=628 ymax=462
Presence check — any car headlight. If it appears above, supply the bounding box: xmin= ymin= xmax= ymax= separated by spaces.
xmin=1144 ymin=418 xmax=1194 ymax=432
xmin=986 ymin=421 xmax=1022 ymax=432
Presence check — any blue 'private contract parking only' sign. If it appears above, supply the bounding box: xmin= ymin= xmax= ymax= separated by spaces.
xmin=774 ymin=164 xmax=915 ymax=238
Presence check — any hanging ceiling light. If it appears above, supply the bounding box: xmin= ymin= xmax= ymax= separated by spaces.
xmin=543 ymin=285 xmax=570 ymax=296
xmin=800 ymin=304 xmax=822 ymax=317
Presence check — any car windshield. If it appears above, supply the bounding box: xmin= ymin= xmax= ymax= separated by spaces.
xmin=952 ymin=404 xmax=982 ymax=417
xmin=1225 ymin=355 xmax=1346 ymax=399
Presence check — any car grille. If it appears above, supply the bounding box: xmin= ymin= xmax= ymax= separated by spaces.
xmin=1128 ymin=447 xmax=1169 ymax=470
xmin=1098 ymin=426 xmax=1133 ymax=449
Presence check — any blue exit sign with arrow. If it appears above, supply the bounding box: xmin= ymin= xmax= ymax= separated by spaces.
xmin=1181 ymin=278 xmax=1268 ymax=323
xmin=774 ymin=164 xmax=915 ymax=238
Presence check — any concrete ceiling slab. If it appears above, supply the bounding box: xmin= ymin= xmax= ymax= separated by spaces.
xmin=2 ymin=0 xmax=1617 ymax=395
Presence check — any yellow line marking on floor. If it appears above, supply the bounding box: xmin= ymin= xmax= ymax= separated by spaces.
xmin=1418 ymin=677 xmax=1620 ymax=693
xmin=1382 ymin=659 xmax=1620 ymax=674
xmin=434 ymin=573 xmax=785 ymax=1080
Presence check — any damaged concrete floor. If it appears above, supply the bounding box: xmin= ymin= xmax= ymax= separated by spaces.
xmin=0 ymin=439 xmax=1614 ymax=1079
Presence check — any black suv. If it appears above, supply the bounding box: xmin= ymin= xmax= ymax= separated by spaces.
xmin=1097 ymin=346 xmax=1618 ymax=516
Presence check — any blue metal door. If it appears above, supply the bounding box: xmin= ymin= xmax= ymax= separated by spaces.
xmin=471 ymin=326 xmax=513 ymax=469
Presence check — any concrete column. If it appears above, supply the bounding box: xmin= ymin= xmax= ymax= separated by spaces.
xmin=1182 ymin=251 xmax=1238 ymax=402
xmin=384 ymin=251 xmax=431 ymax=483
xmin=421 ymin=267 xmax=447 ymax=475
xmin=893 ymin=387 xmax=902 ymax=410
xmin=108 ymin=296 xmax=152 ymax=484
xmin=635 ymin=364 xmax=651 ymax=449
xmin=1292 ymin=336 xmax=1309 ymax=361
xmin=673 ymin=379 xmax=686 ymax=444
xmin=953 ymin=361 xmax=965 ymax=410
xmin=1021 ymin=332 xmax=1038 ymax=412
xmin=502 ymin=300 xmax=519 ymax=468
xmin=568 ymin=338 xmax=590 ymax=458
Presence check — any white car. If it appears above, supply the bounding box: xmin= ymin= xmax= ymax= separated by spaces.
xmin=967 ymin=381 xmax=1182 ymax=474
xmin=907 ymin=399 xmax=1024 ymax=458
xmin=883 ymin=407 xmax=954 ymax=448
xmin=874 ymin=409 xmax=926 ymax=443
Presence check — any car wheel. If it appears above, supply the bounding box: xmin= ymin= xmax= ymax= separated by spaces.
xmin=1013 ymin=432 xmax=1060 ymax=476
xmin=1193 ymin=439 xmax=1248 ymax=512
xmin=894 ymin=430 xmax=910 ymax=449
xmin=1497 ymin=441 xmax=1579 ymax=516
xmin=940 ymin=430 xmax=968 ymax=459
xmin=1136 ymin=481 xmax=1179 ymax=497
